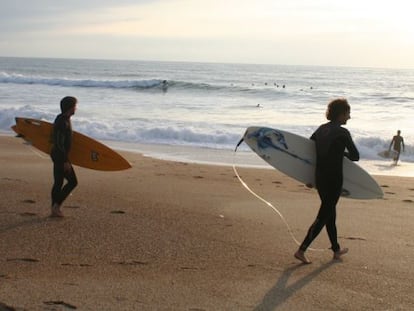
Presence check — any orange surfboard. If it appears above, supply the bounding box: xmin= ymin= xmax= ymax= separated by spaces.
xmin=12 ymin=117 xmax=131 ymax=171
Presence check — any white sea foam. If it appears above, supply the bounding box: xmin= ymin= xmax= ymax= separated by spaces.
xmin=2 ymin=104 xmax=412 ymax=165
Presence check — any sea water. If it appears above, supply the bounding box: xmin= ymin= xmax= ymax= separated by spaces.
xmin=1 ymin=57 xmax=413 ymax=176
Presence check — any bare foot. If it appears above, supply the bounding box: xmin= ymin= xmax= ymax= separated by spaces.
xmin=294 ymin=250 xmax=311 ymax=264
xmin=333 ymin=248 xmax=348 ymax=260
xmin=50 ymin=204 xmax=64 ymax=218
xmin=50 ymin=210 xmax=64 ymax=217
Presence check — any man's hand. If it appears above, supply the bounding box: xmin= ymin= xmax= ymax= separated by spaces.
xmin=64 ymin=162 xmax=72 ymax=173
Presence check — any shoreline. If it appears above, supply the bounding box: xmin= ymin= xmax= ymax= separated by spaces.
xmin=1 ymin=135 xmax=414 ymax=310
xmin=3 ymin=131 xmax=411 ymax=178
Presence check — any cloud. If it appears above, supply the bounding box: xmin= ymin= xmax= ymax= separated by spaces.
xmin=0 ymin=0 xmax=413 ymax=68
xmin=0 ymin=0 xmax=156 ymax=32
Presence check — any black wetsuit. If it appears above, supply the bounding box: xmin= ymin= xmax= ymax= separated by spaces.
xmin=51 ymin=113 xmax=78 ymax=206
xmin=299 ymin=121 xmax=359 ymax=252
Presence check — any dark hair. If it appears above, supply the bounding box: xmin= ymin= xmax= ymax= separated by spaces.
xmin=326 ymin=98 xmax=350 ymax=121
xmin=60 ymin=96 xmax=77 ymax=113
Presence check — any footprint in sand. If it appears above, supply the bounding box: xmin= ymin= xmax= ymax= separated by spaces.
xmin=7 ymin=258 xmax=39 ymax=263
xmin=341 ymin=236 xmax=367 ymax=241
xmin=115 ymin=260 xmax=149 ymax=266
xmin=19 ymin=212 xmax=37 ymax=217
xmin=402 ymin=199 xmax=413 ymax=203
xmin=43 ymin=301 xmax=77 ymax=310
xmin=22 ymin=199 xmax=36 ymax=204
xmin=180 ymin=266 xmax=201 ymax=270
xmin=63 ymin=282 xmax=79 ymax=286
xmin=61 ymin=263 xmax=92 ymax=267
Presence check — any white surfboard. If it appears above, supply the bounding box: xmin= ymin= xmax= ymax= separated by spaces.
xmin=378 ymin=149 xmax=398 ymax=159
xmin=240 ymin=126 xmax=383 ymax=200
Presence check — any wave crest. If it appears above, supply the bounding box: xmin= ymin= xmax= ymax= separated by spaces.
xmin=0 ymin=72 xmax=164 ymax=89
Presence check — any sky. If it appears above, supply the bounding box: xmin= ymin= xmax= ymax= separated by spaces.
xmin=1 ymin=0 xmax=414 ymax=68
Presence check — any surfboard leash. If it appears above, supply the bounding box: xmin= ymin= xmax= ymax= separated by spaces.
xmin=233 ymin=141 xmax=326 ymax=252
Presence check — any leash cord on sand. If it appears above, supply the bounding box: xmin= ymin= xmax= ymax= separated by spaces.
xmin=233 ymin=144 xmax=325 ymax=252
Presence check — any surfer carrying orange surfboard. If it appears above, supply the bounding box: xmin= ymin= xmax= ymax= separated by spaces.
xmin=294 ymin=98 xmax=359 ymax=264
xmin=50 ymin=96 xmax=78 ymax=217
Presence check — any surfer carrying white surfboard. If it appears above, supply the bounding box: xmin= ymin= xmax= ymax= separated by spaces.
xmin=50 ymin=96 xmax=78 ymax=217
xmin=294 ymin=98 xmax=359 ymax=264
xmin=389 ymin=130 xmax=405 ymax=165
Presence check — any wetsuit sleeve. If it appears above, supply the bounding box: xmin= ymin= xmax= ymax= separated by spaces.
xmin=53 ymin=120 xmax=70 ymax=162
xmin=342 ymin=129 xmax=359 ymax=161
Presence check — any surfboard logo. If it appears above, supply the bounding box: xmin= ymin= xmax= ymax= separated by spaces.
xmin=248 ymin=127 xmax=312 ymax=165
xmin=91 ymin=150 xmax=99 ymax=162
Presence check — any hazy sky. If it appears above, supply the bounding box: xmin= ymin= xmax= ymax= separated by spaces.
xmin=1 ymin=0 xmax=414 ymax=68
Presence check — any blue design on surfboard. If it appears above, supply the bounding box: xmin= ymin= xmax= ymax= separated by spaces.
xmin=248 ymin=127 xmax=312 ymax=165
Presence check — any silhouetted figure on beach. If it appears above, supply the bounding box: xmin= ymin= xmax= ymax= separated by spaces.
xmin=50 ymin=96 xmax=78 ymax=217
xmin=389 ymin=130 xmax=405 ymax=165
xmin=294 ymin=98 xmax=359 ymax=264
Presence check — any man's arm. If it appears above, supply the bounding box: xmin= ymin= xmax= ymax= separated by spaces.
xmin=344 ymin=131 xmax=359 ymax=161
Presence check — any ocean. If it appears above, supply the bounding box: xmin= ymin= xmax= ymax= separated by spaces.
xmin=1 ymin=57 xmax=413 ymax=176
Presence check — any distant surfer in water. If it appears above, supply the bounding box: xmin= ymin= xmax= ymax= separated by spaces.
xmin=294 ymin=98 xmax=359 ymax=264
xmin=161 ymin=80 xmax=168 ymax=92
xmin=389 ymin=130 xmax=405 ymax=165
xmin=50 ymin=96 xmax=78 ymax=217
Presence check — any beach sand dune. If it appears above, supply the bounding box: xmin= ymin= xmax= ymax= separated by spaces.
xmin=1 ymin=136 xmax=413 ymax=310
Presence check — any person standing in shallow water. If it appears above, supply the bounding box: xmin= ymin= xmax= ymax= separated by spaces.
xmin=294 ymin=98 xmax=359 ymax=264
xmin=50 ymin=96 xmax=78 ymax=217
xmin=389 ymin=130 xmax=405 ymax=165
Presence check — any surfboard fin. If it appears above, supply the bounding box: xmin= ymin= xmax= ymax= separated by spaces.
xmin=235 ymin=137 xmax=244 ymax=152
xmin=11 ymin=124 xmax=24 ymax=138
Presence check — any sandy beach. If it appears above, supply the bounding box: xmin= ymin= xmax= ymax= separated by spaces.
xmin=1 ymin=135 xmax=413 ymax=311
